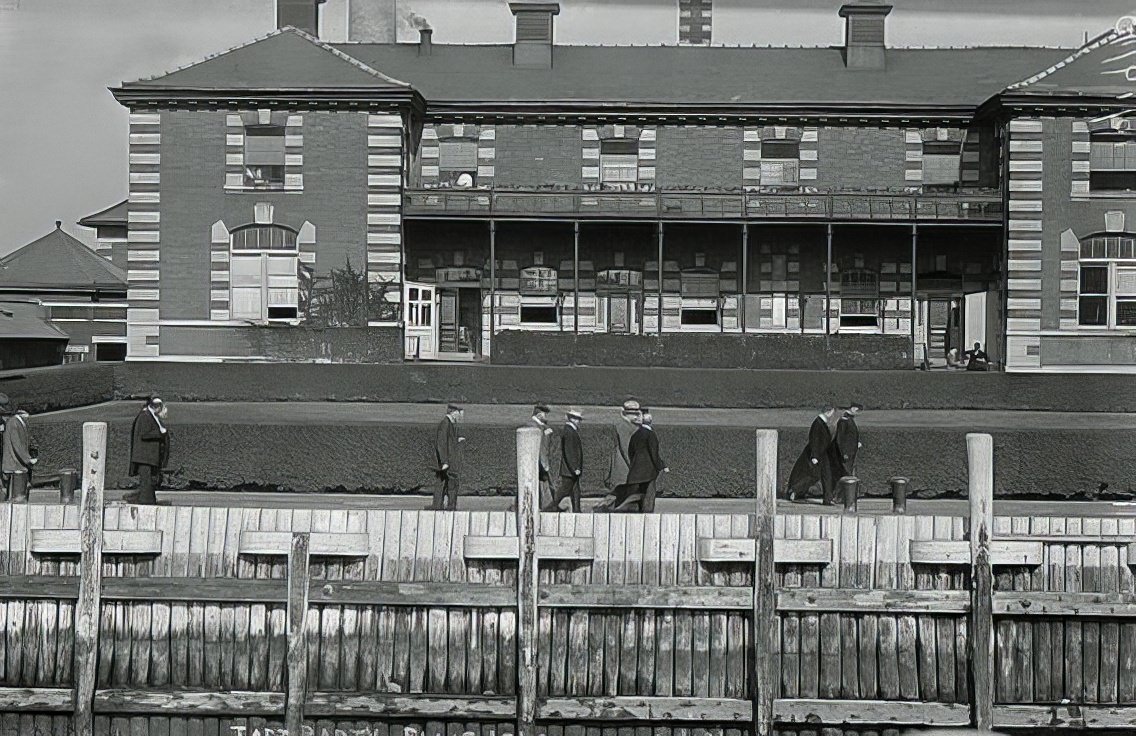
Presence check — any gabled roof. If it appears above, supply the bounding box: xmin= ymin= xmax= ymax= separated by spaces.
xmin=1004 ymin=24 xmax=1136 ymax=100
xmin=0 ymin=301 xmax=69 ymax=341
xmin=114 ymin=27 xmax=413 ymax=95
xmin=335 ymin=44 xmax=1069 ymax=114
xmin=78 ymin=199 xmax=128 ymax=228
xmin=0 ymin=224 xmax=126 ymax=292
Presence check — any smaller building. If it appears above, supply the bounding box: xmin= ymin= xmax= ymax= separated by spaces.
xmin=77 ymin=199 xmax=129 ymax=273
xmin=0 ymin=222 xmax=128 ymax=362
xmin=0 ymin=299 xmax=69 ymax=370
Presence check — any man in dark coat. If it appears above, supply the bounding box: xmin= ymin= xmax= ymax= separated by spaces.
xmin=595 ymin=400 xmax=641 ymax=512
xmin=0 ymin=393 xmax=12 ymax=481
xmin=618 ymin=410 xmax=669 ymax=513
xmin=964 ymin=341 xmax=991 ymax=371
xmin=786 ymin=406 xmax=838 ymax=504
xmin=834 ymin=403 xmax=864 ymax=478
xmin=432 ymin=404 xmax=465 ymax=510
xmin=126 ymin=397 xmax=170 ymax=505
xmin=545 ymin=408 xmax=584 ymax=512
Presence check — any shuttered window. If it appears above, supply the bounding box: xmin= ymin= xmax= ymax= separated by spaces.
xmin=244 ymin=126 xmax=286 ymax=189
xmin=1090 ymin=133 xmax=1136 ymax=191
xmin=515 ymin=11 xmax=551 ymax=41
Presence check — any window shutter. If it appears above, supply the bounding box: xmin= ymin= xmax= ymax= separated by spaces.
xmin=438 ymin=141 xmax=478 ymax=171
xmin=1116 ymin=267 xmax=1136 ymax=296
xmin=515 ymin=11 xmax=551 ymax=42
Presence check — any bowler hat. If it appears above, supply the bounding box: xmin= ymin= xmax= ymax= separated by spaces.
xmin=447 ymin=403 xmax=463 ymax=412
xmin=0 ymin=393 xmax=11 ymax=415
xmin=534 ymin=404 xmax=551 ymax=414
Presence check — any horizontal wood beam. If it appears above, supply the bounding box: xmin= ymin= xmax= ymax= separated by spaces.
xmin=994 ymin=704 xmax=1136 ymax=729
xmin=305 ymin=693 xmax=516 ymax=718
xmin=539 ymin=697 xmax=752 ymax=722
xmin=774 ymin=699 xmax=972 ymax=726
xmin=697 ymin=538 xmax=833 ymax=565
xmin=909 ymin=539 xmax=1043 ymax=566
xmin=462 ymin=535 xmax=595 ymax=561
xmin=29 ymin=529 xmax=163 ymax=556
xmin=93 ymin=689 xmax=285 ymax=716
xmin=993 ymin=591 xmax=1136 ymax=617
xmin=0 ymin=687 xmax=74 ymax=712
xmin=778 ymin=588 xmax=971 ymax=614
xmin=307 ymin=581 xmax=516 ymax=607
xmin=240 ymin=531 xmax=370 ymax=557
xmin=541 ymin=584 xmax=751 ymax=609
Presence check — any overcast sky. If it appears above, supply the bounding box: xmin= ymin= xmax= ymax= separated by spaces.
xmin=1 ymin=0 xmax=1132 ymax=256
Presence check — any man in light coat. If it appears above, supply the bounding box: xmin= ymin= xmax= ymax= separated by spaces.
xmin=2 ymin=403 xmax=35 ymax=500
xmin=596 ymin=399 xmax=641 ymax=512
xmin=530 ymin=403 xmax=555 ymax=509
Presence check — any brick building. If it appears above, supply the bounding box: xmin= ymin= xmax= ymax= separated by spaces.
xmin=99 ymin=2 xmax=1136 ymax=371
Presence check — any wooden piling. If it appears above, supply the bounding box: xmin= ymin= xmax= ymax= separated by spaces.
xmin=968 ymin=433 xmax=995 ymax=732
xmin=516 ymin=426 xmax=542 ymax=736
xmin=286 ymin=532 xmax=311 ymax=736
xmin=73 ymin=422 xmax=106 ymax=736
xmin=753 ymin=430 xmax=778 ymax=736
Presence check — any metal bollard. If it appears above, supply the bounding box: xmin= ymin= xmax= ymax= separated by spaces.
xmin=59 ymin=468 xmax=79 ymax=504
xmin=839 ymin=475 xmax=859 ymax=513
xmin=890 ymin=476 xmax=910 ymax=514
xmin=8 ymin=470 xmax=29 ymax=503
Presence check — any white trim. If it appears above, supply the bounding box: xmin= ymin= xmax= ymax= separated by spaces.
xmin=91 ymin=336 xmax=129 ymax=344
xmin=40 ymin=301 xmax=129 ymax=308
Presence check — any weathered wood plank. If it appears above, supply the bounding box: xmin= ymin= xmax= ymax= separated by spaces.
xmin=696 ymin=538 xmax=833 ymax=565
xmin=778 ymin=588 xmax=970 ymax=614
xmin=774 ymin=699 xmax=971 ymax=726
xmin=92 ymin=689 xmax=285 ymax=715
xmin=539 ymin=584 xmax=750 ymax=609
xmin=539 ymin=696 xmax=751 ymax=722
xmin=461 ymin=535 xmax=595 ymax=560
xmin=909 ymin=539 xmax=1043 ymax=566
xmin=0 ymin=686 xmax=74 ymax=712
xmin=75 ymin=422 xmax=106 ymax=736
xmin=969 ymin=434 xmax=995 ymax=732
xmin=285 ymin=533 xmax=310 ymax=736
xmin=753 ymin=430 xmax=777 ymax=736
xmin=303 ymin=692 xmax=516 ymax=717
xmin=517 ymin=427 xmax=541 ymax=736
xmin=29 ymin=529 xmax=163 ymax=556
xmin=994 ymin=591 xmax=1136 ymax=617
xmin=239 ymin=531 xmax=368 ymax=557
xmin=993 ymin=704 xmax=1136 ymax=729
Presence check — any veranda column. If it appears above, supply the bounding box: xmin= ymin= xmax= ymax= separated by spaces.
xmin=740 ymin=224 xmax=749 ymax=332
xmin=489 ymin=220 xmax=497 ymax=345
xmin=911 ymin=223 xmax=918 ymax=366
xmin=573 ymin=221 xmax=580 ymax=334
xmin=657 ymin=221 xmax=665 ymax=335
xmin=825 ymin=222 xmax=834 ymax=339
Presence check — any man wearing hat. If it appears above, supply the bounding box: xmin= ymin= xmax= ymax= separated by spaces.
xmin=433 ymin=404 xmax=465 ymax=510
xmin=620 ymin=409 xmax=669 ymax=513
xmin=597 ymin=399 xmax=641 ymax=512
xmin=835 ymin=402 xmax=864 ymax=478
xmin=127 ymin=396 xmax=170 ymax=505
xmin=1 ymin=398 xmax=35 ymax=501
xmin=529 ymin=404 xmax=556 ymax=509
xmin=0 ymin=393 xmax=11 ymax=485
xmin=545 ymin=408 xmax=584 ymax=512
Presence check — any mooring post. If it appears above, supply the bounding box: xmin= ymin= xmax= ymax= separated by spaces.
xmin=753 ymin=429 xmax=778 ymax=736
xmin=516 ymin=426 xmax=542 ymax=736
xmin=73 ymin=422 xmax=106 ymax=736
xmin=968 ymin=433 xmax=995 ymax=732
xmin=890 ymin=476 xmax=909 ymax=514
xmin=285 ymin=532 xmax=311 ymax=736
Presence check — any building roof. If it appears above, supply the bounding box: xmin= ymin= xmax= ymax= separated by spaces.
xmin=77 ymin=199 xmax=128 ymax=228
xmin=0 ymin=224 xmax=127 ymax=292
xmin=1005 ymin=25 xmax=1136 ymax=100
xmin=0 ymin=301 xmax=69 ymax=341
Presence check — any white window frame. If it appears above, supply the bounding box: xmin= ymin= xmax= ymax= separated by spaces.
xmin=243 ymin=125 xmax=286 ymax=190
xmin=759 ymin=159 xmax=798 ymax=187
xmin=600 ymin=153 xmax=639 ymax=184
xmin=230 ymin=226 xmax=300 ymax=323
xmin=1078 ymin=256 xmax=1136 ymax=330
xmin=518 ymin=296 xmax=560 ymax=328
xmin=1089 ymin=133 xmax=1136 ymax=193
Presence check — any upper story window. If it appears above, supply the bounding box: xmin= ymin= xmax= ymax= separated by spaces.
xmin=244 ymin=125 xmax=286 ymax=190
xmin=438 ymin=140 xmax=478 ymax=187
xmin=922 ymin=141 xmax=961 ymax=190
xmin=1090 ymin=130 xmax=1136 ymax=192
xmin=759 ymin=140 xmax=799 ymax=187
xmin=600 ymin=139 xmax=639 ymax=185
xmin=1078 ymin=234 xmax=1136 ymax=327
xmin=230 ymin=224 xmax=299 ymax=322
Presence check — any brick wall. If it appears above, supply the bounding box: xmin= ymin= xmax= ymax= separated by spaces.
xmin=655 ymin=126 xmax=743 ymax=188
xmin=494 ymin=124 xmax=584 ymax=187
xmin=815 ymin=126 xmax=908 ymax=190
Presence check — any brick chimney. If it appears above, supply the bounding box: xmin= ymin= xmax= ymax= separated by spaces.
xmin=277 ymin=0 xmax=326 ymax=37
xmin=418 ymin=27 xmax=433 ymax=55
xmin=509 ymin=2 xmax=560 ymax=69
xmin=839 ymin=2 xmax=892 ymax=70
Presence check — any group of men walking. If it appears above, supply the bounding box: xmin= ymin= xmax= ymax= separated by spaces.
xmin=786 ymin=402 xmax=863 ymax=504
xmin=430 ymin=399 xmax=669 ymax=513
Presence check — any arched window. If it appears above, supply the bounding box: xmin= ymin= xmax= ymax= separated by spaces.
xmin=229 ymin=224 xmax=300 ymax=322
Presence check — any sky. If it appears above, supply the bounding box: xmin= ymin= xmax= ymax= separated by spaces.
xmin=1 ymin=0 xmax=1133 ymax=257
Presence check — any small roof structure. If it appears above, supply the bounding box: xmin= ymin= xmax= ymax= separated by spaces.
xmin=0 ymin=300 xmax=69 ymax=341
xmin=0 ymin=223 xmax=126 ymax=292
xmin=78 ymin=200 xmax=128 ymax=229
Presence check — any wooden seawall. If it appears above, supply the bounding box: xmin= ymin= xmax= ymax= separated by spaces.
xmin=0 ymin=426 xmax=1134 ymax=735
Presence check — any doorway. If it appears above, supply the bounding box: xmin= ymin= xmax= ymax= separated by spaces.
xmin=919 ymin=296 xmax=969 ymax=368
xmin=404 ymin=282 xmax=437 ymax=360
xmin=437 ymin=287 xmax=481 ymax=359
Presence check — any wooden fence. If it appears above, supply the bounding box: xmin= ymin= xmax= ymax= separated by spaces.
xmin=1 ymin=424 xmax=1135 ymax=736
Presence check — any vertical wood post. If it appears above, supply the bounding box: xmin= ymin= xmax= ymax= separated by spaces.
xmin=740 ymin=224 xmax=748 ymax=332
xmin=657 ymin=222 xmax=665 ymax=336
xmin=825 ymin=222 xmax=833 ymax=341
xmin=753 ymin=429 xmax=778 ymax=736
xmin=910 ymin=223 xmax=919 ymax=366
xmin=516 ymin=426 xmax=542 ymax=736
xmin=968 ymin=433 xmax=995 ymax=732
xmin=489 ymin=219 xmax=497 ymax=346
xmin=73 ymin=422 xmax=106 ymax=736
xmin=573 ymin=221 xmax=580 ymax=335
xmin=286 ymin=532 xmax=311 ymax=736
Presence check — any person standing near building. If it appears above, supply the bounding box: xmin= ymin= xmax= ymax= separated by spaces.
xmin=2 ymin=403 xmax=35 ymax=500
xmin=545 ymin=408 xmax=584 ymax=513
xmin=432 ymin=404 xmax=465 ymax=510
xmin=787 ymin=406 xmax=838 ymax=503
xmin=834 ymin=403 xmax=864 ymax=478
xmin=529 ymin=404 xmax=555 ymax=510
xmin=596 ymin=399 xmax=641 ymax=513
xmin=621 ymin=410 xmax=669 ymax=513
xmin=126 ymin=397 xmax=170 ymax=505
xmin=0 ymin=393 xmax=11 ymax=487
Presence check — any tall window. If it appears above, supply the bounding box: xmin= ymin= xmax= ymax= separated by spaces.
xmin=438 ymin=140 xmax=478 ymax=187
xmin=230 ymin=225 xmax=299 ymax=321
xmin=600 ymin=139 xmax=639 ymax=185
xmin=1089 ymin=131 xmax=1136 ymax=192
xmin=922 ymin=141 xmax=961 ymax=190
xmin=1078 ymin=234 xmax=1136 ymax=327
xmin=759 ymin=141 xmax=799 ymax=187
xmin=244 ymin=125 xmax=286 ymax=189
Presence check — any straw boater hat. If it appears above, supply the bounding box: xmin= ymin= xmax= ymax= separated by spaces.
xmin=621 ymin=399 xmax=640 ymax=412
xmin=566 ymin=408 xmax=583 ymax=420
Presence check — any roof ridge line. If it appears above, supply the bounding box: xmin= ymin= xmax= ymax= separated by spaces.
xmin=123 ymin=26 xmax=294 ymax=86
xmin=284 ymin=26 xmax=413 ymax=89
xmin=1005 ymin=25 xmax=1124 ymax=91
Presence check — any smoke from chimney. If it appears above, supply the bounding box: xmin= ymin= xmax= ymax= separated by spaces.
xmin=404 ymin=10 xmax=431 ymax=32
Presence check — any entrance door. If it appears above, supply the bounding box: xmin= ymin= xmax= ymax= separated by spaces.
xmin=404 ymin=282 xmax=437 ymax=360
xmin=921 ymin=297 xmax=960 ymax=368
xmin=606 ymin=294 xmax=640 ymax=335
